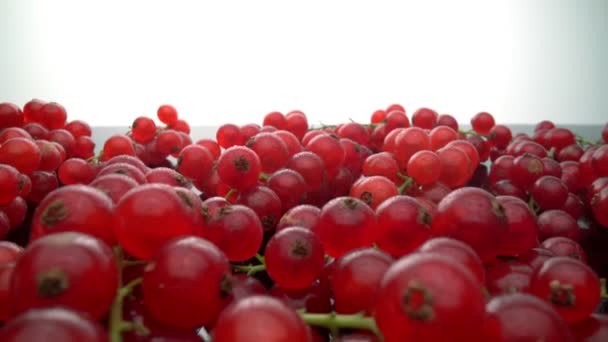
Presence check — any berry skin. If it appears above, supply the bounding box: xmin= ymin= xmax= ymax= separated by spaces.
xmin=285 ymin=110 xmax=309 ymax=141
xmin=495 ymin=195 xmax=539 ymax=256
xmin=265 ymin=227 xmax=325 ymax=290
xmin=131 ymin=116 xmax=157 ymax=143
xmin=113 ymin=184 xmax=201 ymax=259
xmin=436 ymin=146 xmax=473 ymax=188
xmin=541 ymin=237 xmax=587 ymax=262
xmin=263 ymin=111 xmax=287 ymax=130
xmin=212 ymin=295 xmax=312 ymax=342
xmin=0 ymin=137 xmax=41 ymax=175
xmin=406 ymin=150 xmax=442 ymax=185
xmin=217 ymin=146 xmax=262 ymax=191
xmin=530 ymin=256 xmax=600 ymax=324
xmin=157 ymin=104 xmax=178 ymax=125
xmin=10 ymin=232 xmax=118 ymax=320
xmin=316 ymin=196 xmax=376 ymax=258
xmin=101 ymin=134 xmax=135 ymax=160
xmin=0 ymin=307 xmax=108 ymax=341
xmin=89 ymin=174 xmax=138 ymax=204
xmin=471 ymin=111 xmax=495 ymax=134
xmin=349 ymin=175 xmax=398 ymax=210
xmin=39 ymin=102 xmax=67 ymax=130
xmin=0 ymin=102 xmax=24 ymax=128
xmin=512 ymin=153 xmax=545 ymax=190
xmin=332 ymin=248 xmax=393 ymax=314
xmin=63 ymin=120 xmax=92 ymax=138
xmin=0 ymin=241 xmax=24 ymax=264
xmin=237 ymin=185 xmax=282 ymax=232
xmin=142 ymin=236 xmax=231 ymax=329
xmin=205 ymin=204 xmax=264 ymax=262
xmin=286 ymin=151 xmax=326 ymax=191
xmin=482 ymin=293 xmax=574 ymax=342
xmin=411 ymin=107 xmax=438 ymax=129
xmin=591 ymin=186 xmax=608 ymax=227
xmin=537 ymin=209 xmax=580 ymax=242
xmin=418 ymin=237 xmax=485 ymax=285
xmin=57 ymin=158 xmax=97 ymax=185
xmin=0 ymin=164 xmax=20 ymax=206
xmin=431 ymin=187 xmax=508 ymax=263
xmin=276 ymin=204 xmax=321 ymax=233
xmin=531 ymin=175 xmax=569 ymax=210
xmin=31 ymin=185 xmax=115 ymax=245
xmin=305 ymin=133 xmax=345 ymax=174
xmin=246 ymin=132 xmax=290 ymax=173
xmin=375 ymin=196 xmax=431 ymax=257
xmin=374 ymin=253 xmax=486 ymax=342
xmin=176 ymin=144 xmax=214 ymax=182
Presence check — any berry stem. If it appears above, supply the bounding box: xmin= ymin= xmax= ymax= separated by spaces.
xmin=123 ymin=260 xmax=147 ymax=268
xmin=398 ymin=176 xmax=414 ymax=194
xmin=575 ymin=134 xmax=596 ymax=146
xmin=233 ymin=263 xmax=266 ymax=276
xmin=255 ymin=253 xmax=265 ymax=264
xmin=259 ymin=173 xmax=270 ymax=181
xmin=109 ymin=247 xmax=146 ymax=342
xmin=224 ymin=188 xmax=237 ymax=200
xmin=601 ymin=278 xmax=607 ymax=299
xmin=527 ymin=196 xmax=540 ymax=215
xmin=299 ymin=311 xmax=381 ymax=338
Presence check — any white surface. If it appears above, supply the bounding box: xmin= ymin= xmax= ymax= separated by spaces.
xmin=1 ymin=0 xmax=607 ymax=126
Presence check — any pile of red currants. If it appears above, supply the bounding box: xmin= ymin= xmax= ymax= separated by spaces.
xmin=1 ymin=100 xmax=608 ymax=341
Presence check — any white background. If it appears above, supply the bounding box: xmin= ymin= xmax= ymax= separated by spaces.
xmin=1 ymin=0 xmax=607 ymax=127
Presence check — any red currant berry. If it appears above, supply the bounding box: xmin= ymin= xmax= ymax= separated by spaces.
xmin=471 ymin=111 xmax=495 ymax=134
xmin=482 ymin=293 xmax=574 ymax=342
xmin=205 ymin=204 xmax=264 ymax=262
xmin=332 ymin=248 xmax=393 ymax=314
xmin=530 ymin=257 xmax=600 ymax=324
xmin=10 ymin=232 xmax=118 ymax=319
xmin=212 ymin=295 xmax=311 ymax=342
xmin=265 ymin=227 xmax=325 ymax=290
xmin=217 ymin=146 xmax=262 ymax=191
xmin=142 ymin=236 xmax=231 ymax=329
xmin=374 ymin=253 xmax=486 ymax=341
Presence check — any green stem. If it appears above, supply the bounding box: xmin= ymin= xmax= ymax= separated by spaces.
xmin=233 ymin=263 xmax=266 ymax=276
xmin=398 ymin=176 xmax=414 ymax=194
xmin=601 ymin=278 xmax=607 ymax=299
xmin=299 ymin=311 xmax=380 ymax=338
xmin=224 ymin=188 xmax=237 ymax=200
xmin=109 ymin=247 xmax=145 ymax=342
xmin=528 ymin=196 xmax=540 ymax=216
xmin=258 ymin=173 xmax=270 ymax=181
xmin=576 ymin=134 xmax=595 ymax=146
xmin=255 ymin=253 xmax=265 ymax=264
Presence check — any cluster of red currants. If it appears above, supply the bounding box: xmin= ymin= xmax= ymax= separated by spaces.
xmin=0 ymin=100 xmax=608 ymax=341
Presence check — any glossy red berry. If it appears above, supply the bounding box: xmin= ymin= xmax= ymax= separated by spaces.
xmin=276 ymin=204 xmax=321 ymax=233
xmin=205 ymin=204 xmax=264 ymax=262
xmin=212 ymin=295 xmax=311 ymax=342
xmin=495 ymin=195 xmax=539 ymax=256
xmin=418 ymin=237 xmax=485 ymax=284
xmin=512 ymin=153 xmax=545 ymax=190
xmin=265 ymin=227 xmax=325 ymax=290
xmin=411 ymin=107 xmax=438 ymax=129
xmin=0 ymin=307 xmax=108 ymax=341
xmin=285 ymin=110 xmax=309 ymax=141
xmin=537 ymin=209 xmax=580 ymax=242
xmin=176 ymin=144 xmax=214 ymax=181
xmin=531 ymin=176 xmax=569 ymax=210
xmin=31 ymin=184 xmax=115 ymax=245
xmin=530 ymin=257 xmax=600 ymax=324
xmin=0 ymin=102 xmax=24 ymax=128
xmin=406 ymin=150 xmax=442 ymax=185
xmin=375 ymin=196 xmax=431 ymax=257
xmin=436 ymin=146 xmax=473 ymax=188
xmin=10 ymin=232 xmax=118 ymax=319
xmin=142 ymin=236 xmax=231 ymax=329
xmin=350 ymin=175 xmax=398 ymax=210
xmin=157 ymin=104 xmax=178 ymax=125
xmin=305 ymin=133 xmax=345 ymax=174
xmin=237 ymin=185 xmax=282 ymax=232
xmin=0 ymin=137 xmax=41 ymax=175
xmin=63 ymin=120 xmax=91 ymax=138
xmin=592 ymin=186 xmax=608 ymax=227
xmin=471 ymin=111 xmax=495 ymax=134
xmin=332 ymin=248 xmax=393 ymax=314
xmin=482 ymin=293 xmax=574 ymax=342
xmin=436 ymin=114 xmax=459 ymax=131
xmin=541 ymin=237 xmax=587 ymax=262
xmin=114 ymin=184 xmax=200 ymax=259
xmin=39 ymin=102 xmax=67 ymax=130
xmin=131 ymin=116 xmax=157 ymax=143
xmin=317 ymin=197 xmax=376 ymax=258
xmin=431 ymin=187 xmax=508 ymax=262
xmin=89 ymin=174 xmax=138 ymax=204
xmin=217 ymin=146 xmax=262 ymax=191
xmin=0 ymin=164 xmax=20 ymax=206
xmin=0 ymin=241 xmax=23 ymax=264
xmin=247 ymin=132 xmax=290 ymax=173
xmin=374 ymin=253 xmax=486 ymax=341
xmin=286 ymin=151 xmax=326 ymax=191
xmin=57 ymin=158 xmax=97 ymax=185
